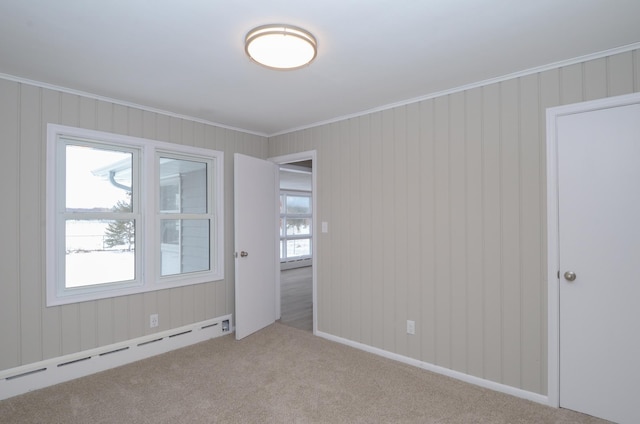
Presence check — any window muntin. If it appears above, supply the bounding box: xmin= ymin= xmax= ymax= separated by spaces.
xmin=47 ymin=124 xmax=224 ymax=306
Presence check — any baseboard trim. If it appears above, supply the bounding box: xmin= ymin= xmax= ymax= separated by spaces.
xmin=280 ymin=258 xmax=312 ymax=270
xmin=316 ymin=331 xmax=549 ymax=406
xmin=0 ymin=314 xmax=232 ymax=401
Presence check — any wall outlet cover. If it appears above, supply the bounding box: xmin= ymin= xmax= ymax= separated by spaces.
xmin=407 ymin=320 xmax=415 ymax=335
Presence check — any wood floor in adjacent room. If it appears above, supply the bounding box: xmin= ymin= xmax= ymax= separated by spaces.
xmin=279 ymin=266 xmax=312 ymax=332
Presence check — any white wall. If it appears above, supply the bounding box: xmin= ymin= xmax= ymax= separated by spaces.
xmin=268 ymin=48 xmax=640 ymax=395
xmin=2 ymin=47 xmax=638 ymax=397
xmin=0 ymin=80 xmax=268 ymax=372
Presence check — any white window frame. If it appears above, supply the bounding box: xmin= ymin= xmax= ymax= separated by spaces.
xmin=46 ymin=124 xmax=224 ymax=307
xmin=156 ymin=151 xmax=216 ymax=280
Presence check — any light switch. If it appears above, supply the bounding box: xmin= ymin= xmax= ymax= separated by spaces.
xmin=321 ymin=221 xmax=328 ymax=233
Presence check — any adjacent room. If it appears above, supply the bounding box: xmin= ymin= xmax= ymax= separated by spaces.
xmin=279 ymin=161 xmax=313 ymax=332
xmin=1 ymin=1 xmax=640 ymax=422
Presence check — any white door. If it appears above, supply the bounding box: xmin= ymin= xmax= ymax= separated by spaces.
xmin=234 ymin=153 xmax=278 ymax=340
xmin=557 ymin=103 xmax=640 ymax=424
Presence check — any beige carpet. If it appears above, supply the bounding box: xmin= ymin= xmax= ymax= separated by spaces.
xmin=0 ymin=323 xmax=608 ymax=423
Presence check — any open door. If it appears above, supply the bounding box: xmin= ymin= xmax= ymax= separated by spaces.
xmin=234 ymin=153 xmax=278 ymax=340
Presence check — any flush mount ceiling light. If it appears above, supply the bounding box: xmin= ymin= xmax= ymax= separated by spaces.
xmin=245 ymin=24 xmax=317 ymax=70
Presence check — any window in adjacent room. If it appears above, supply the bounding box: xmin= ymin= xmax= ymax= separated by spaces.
xmin=280 ymin=192 xmax=312 ymax=260
xmin=279 ymin=165 xmax=312 ymax=263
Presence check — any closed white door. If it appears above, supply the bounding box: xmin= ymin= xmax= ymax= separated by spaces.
xmin=234 ymin=153 xmax=278 ymax=340
xmin=557 ymin=103 xmax=640 ymax=424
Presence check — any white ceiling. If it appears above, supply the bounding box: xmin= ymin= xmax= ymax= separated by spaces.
xmin=1 ymin=0 xmax=640 ymax=136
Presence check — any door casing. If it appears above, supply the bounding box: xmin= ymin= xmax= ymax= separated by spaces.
xmin=545 ymin=91 xmax=640 ymax=407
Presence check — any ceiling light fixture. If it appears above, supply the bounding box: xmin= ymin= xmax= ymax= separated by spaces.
xmin=245 ymin=24 xmax=317 ymax=70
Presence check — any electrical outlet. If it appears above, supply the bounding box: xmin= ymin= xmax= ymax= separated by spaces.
xmin=407 ymin=320 xmax=415 ymax=335
xmin=150 ymin=314 xmax=159 ymax=328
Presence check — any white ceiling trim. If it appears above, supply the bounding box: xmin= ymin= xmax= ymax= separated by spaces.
xmin=2 ymin=41 xmax=639 ymax=140
xmin=0 ymin=72 xmax=268 ymax=138
xmin=268 ymin=41 xmax=640 ymax=138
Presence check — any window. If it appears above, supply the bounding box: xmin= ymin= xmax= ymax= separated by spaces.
xmin=46 ymin=124 xmax=223 ymax=306
xmin=280 ymin=192 xmax=312 ymax=261
xmin=158 ymin=155 xmax=210 ymax=277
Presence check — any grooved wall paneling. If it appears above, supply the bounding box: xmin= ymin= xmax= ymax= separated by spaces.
xmin=0 ymin=83 xmax=268 ymax=371
xmin=268 ymin=49 xmax=640 ymax=395
xmin=2 ymin=48 xmax=638 ymax=397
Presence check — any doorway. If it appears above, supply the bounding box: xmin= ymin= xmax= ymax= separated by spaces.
xmin=270 ymin=151 xmax=317 ymax=334
xmin=547 ymin=93 xmax=640 ymax=423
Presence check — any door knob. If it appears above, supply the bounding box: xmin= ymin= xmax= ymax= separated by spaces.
xmin=564 ymin=271 xmax=576 ymax=282
xmin=240 ymin=251 xmax=249 ymax=257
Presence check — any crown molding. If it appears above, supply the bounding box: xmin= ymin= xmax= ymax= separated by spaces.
xmin=0 ymin=72 xmax=268 ymax=138
xmin=269 ymin=41 xmax=640 ymax=137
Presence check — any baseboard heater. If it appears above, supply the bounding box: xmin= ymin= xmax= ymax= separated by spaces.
xmin=0 ymin=315 xmax=232 ymax=401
